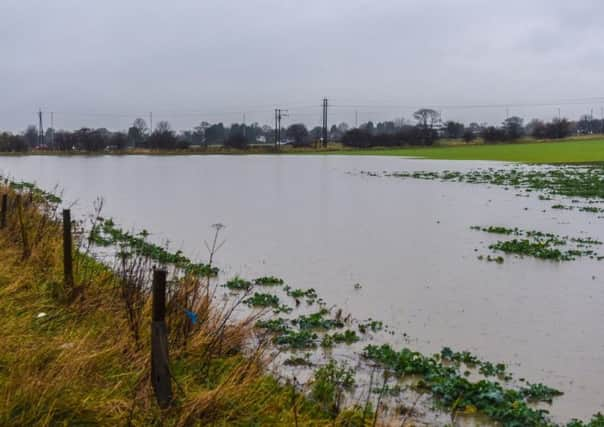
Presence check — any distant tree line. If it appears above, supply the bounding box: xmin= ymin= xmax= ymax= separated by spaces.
xmin=0 ymin=110 xmax=602 ymax=152
xmin=342 ymin=112 xmax=593 ymax=147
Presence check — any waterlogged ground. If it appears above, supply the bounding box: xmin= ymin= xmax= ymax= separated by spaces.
xmin=1 ymin=155 xmax=603 ymax=424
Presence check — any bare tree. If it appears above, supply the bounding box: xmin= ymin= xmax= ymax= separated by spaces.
xmin=128 ymin=118 xmax=148 ymax=147
xmin=132 ymin=118 xmax=147 ymax=135
xmin=23 ymin=125 xmax=38 ymax=148
xmin=413 ymin=109 xmax=440 ymax=145
xmin=413 ymin=109 xmax=440 ymax=129
xmin=156 ymin=120 xmax=171 ymax=133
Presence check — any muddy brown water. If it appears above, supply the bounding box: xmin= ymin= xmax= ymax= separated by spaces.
xmin=1 ymin=154 xmax=603 ymax=424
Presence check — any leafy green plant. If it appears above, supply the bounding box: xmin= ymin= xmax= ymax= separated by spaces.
xmin=292 ymin=309 xmax=344 ymax=331
xmin=358 ymin=319 xmax=384 ymax=334
xmin=310 ymin=360 xmax=355 ymax=418
xmin=323 ymin=330 xmax=360 ymax=347
xmin=244 ymin=292 xmax=292 ymax=313
xmin=274 ymin=330 xmax=318 ymax=349
xmin=520 ymin=382 xmax=563 ymax=403
xmin=253 ymin=276 xmax=284 ymax=286
xmin=567 ymin=413 xmax=604 ymax=427
xmin=285 ymin=286 xmax=319 ymax=304
xmin=223 ymin=276 xmax=253 ymax=291
xmin=255 ymin=318 xmax=289 ymax=333
xmin=284 ymin=355 xmax=313 ymax=367
xmin=364 ymin=344 xmax=561 ymax=426
xmin=471 ymin=225 xmax=521 ymax=235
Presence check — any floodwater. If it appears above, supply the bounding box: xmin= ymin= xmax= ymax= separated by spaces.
xmin=1 ymin=154 xmax=603 ymax=423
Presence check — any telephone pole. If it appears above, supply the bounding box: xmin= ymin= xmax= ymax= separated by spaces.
xmin=50 ymin=112 xmax=55 ymax=147
xmin=274 ymin=108 xmax=288 ymax=149
xmin=322 ymin=98 xmax=328 ymax=148
xmin=274 ymin=109 xmax=278 ymax=148
xmin=149 ymin=112 xmax=153 ymax=132
xmin=590 ymin=109 xmax=594 ymax=134
xmin=38 ymin=109 xmax=44 ymax=147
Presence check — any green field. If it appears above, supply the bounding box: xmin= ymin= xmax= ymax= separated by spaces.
xmin=338 ymin=137 xmax=604 ymax=163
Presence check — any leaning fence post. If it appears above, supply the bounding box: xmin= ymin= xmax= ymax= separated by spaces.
xmin=63 ymin=209 xmax=74 ymax=290
xmin=1 ymin=194 xmax=7 ymax=229
xmin=152 ymin=268 xmax=172 ymax=408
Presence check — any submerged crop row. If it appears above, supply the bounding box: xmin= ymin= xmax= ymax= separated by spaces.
xmin=89 ymin=217 xmax=218 ymax=277
xmin=7 ymin=179 xmax=62 ymax=204
xmin=364 ymin=344 xmax=604 ymax=427
xmin=471 ymin=226 xmax=603 ymax=262
xmin=364 ymin=165 xmax=604 ymax=200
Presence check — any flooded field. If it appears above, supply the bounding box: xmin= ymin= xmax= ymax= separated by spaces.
xmin=1 ymin=154 xmax=603 ymax=423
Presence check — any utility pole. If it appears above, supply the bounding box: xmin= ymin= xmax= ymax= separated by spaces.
xmin=149 ymin=112 xmax=153 ymax=132
xmin=274 ymin=108 xmax=288 ymax=149
xmin=242 ymin=112 xmax=246 ymax=138
xmin=590 ymin=109 xmax=594 ymax=134
xmin=274 ymin=109 xmax=278 ymax=148
xmin=38 ymin=109 xmax=44 ymax=147
xmin=50 ymin=112 xmax=54 ymax=147
xmin=355 ymin=110 xmax=358 ymax=128
xmin=322 ymin=98 xmax=328 ymax=148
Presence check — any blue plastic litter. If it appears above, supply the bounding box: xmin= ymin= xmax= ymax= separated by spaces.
xmin=184 ymin=309 xmax=198 ymax=325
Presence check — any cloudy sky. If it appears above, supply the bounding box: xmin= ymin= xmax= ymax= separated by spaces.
xmin=2 ymin=0 xmax=604 ymax=131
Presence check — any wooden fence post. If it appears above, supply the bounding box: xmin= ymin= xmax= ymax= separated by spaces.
xmin=63 ymin=209 xmax=74 ymax=290
xmin=151 ymin=269 xmax=172 ymax=408
xmin=1 ymin=194 xmax=7 ymax=229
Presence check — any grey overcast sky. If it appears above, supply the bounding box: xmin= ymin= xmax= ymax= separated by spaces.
xmin=2 ymin=0 xmax=604 ymax=131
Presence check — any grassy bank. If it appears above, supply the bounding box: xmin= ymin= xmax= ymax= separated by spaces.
xmin=0 ymin=187 xmax=355 ymax=426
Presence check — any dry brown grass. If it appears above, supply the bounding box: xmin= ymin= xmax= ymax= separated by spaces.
xmin=0 ymin=186 xmax=372 ymax=426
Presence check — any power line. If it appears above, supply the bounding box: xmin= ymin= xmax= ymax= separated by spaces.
xmin=13 ymin=96 xmax=604 ymax=134
xmin=20 ymin=96 xmax=604 ymax=119
xmin=330 ymin=97 xmax=604 ymax=111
